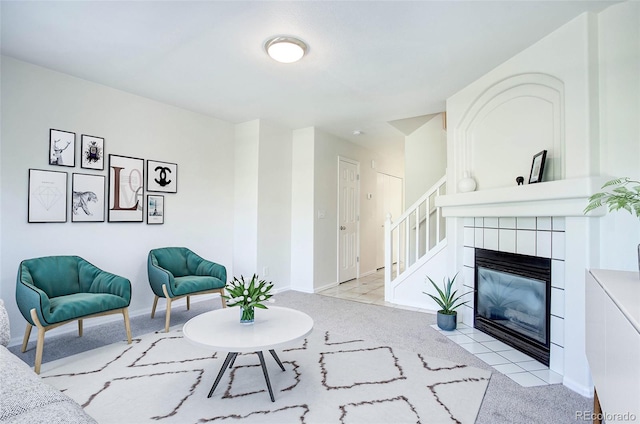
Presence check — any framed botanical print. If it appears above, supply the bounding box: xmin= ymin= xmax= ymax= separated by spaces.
xmin=81 ymin=135 xmax=105 ymax=170
xmin=28 ymin=169 xmax=67 ymax=223
xmin=72 ymin=173 xmax=105 ymax=222
xmin=146 ymin=160 xmax=177 ymax=193
xmin=108 ymin=154 xmax=144 ymax=222
xmin=147 ymin=195 xmax=164 ymax=224
xmin=49 ymin=129 xmax=75 ymax=167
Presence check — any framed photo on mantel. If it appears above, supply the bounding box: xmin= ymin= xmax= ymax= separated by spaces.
xmin=528 ymin=150 xmax=547 ymax=184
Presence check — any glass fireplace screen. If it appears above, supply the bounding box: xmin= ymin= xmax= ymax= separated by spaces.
xmin=476 ymin=266 xmax=547 ymax=344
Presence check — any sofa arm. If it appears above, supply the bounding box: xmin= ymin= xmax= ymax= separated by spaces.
xmin=0 ymin=299 xmax=10 ymax=347
xmin=147 ymin=252 xmax=175 ymax=298
xmin=16 ymin=264 xmax=52 ymax=326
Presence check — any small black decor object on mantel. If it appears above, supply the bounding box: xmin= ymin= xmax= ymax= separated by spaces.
xmin=516 ymin=176 xmax=524 ymax=185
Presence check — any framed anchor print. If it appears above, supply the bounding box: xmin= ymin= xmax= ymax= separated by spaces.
xmin=108 ymin=154 xmax=144 ymax=222
xmin=81 ymin=134 xmax=105 ymax=170
xmin=28 ymin=169 xmax=67 ymax=223
xmin=146 ymin=159 xmax=177 ymax=193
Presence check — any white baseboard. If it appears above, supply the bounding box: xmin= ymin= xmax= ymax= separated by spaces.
xmin=563 ymin=376 xmax=593 ymax=397
xmin=313 ymin=281 xmax=337 ymax=293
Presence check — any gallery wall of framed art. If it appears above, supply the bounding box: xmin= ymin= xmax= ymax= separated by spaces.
xmin=28 ymin=128 xmax=177 ymax=225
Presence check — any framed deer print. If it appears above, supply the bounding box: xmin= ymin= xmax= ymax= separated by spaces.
xmin=108 ymin=154 xmax=144 ymax=222
xmin=49 ymin=129 xmax=75 ymax=167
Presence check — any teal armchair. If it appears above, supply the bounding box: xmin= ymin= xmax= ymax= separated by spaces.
xmin=148 ymin=247 xmax=227 ymax=332
xmin=16 ymin=255 xmax=132 ymax=374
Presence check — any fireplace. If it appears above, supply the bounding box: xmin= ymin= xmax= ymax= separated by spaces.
xmin=474 ymin=248 xmax=551 ymax=365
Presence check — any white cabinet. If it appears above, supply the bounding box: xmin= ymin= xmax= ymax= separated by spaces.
xmin=585 ymin=270 xmax=640 ymax=421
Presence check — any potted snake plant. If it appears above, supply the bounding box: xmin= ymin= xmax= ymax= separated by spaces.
xmin=424 ymin=273 xmax=473 ymax=331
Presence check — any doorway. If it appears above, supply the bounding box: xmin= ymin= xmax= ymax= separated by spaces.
xmin=337 ymin=158 xmax=359 ymax=283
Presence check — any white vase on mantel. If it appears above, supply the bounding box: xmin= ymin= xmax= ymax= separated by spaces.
xmin=457 ymin=172 xmax=477 ymax=193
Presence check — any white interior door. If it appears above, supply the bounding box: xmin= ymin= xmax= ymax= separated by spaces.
xmin=338 ymin=159 xmax=359 ymax=283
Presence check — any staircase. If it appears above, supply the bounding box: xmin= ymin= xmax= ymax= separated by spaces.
xmin=384 ymin=176 xmax=448 ymax=305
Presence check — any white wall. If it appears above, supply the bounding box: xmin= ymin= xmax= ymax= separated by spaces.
xmin=233 ymin=120 xmax=260 ymax=277
xmin=256 ymin=120 xmax=292 ymax=289
xmin=290 ymin=128 xmax=315 ymax=293
xmin=0 ymin=57 xmax=236 ymax=341
xmin=404 ymin=113 xmax=447 ymax=207
xmin=596 ymin=1 xmax=640 ymax=271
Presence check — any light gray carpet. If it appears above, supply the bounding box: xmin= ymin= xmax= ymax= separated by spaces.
xmin=10 ymin=291 xmax=591 ymax=423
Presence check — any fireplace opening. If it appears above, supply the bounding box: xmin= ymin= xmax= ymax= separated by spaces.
xmin=474 ymin=248 xmax=551 ymax=365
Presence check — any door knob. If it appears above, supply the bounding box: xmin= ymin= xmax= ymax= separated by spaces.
xmin=340 ymin=226 xmax=346 ymax=230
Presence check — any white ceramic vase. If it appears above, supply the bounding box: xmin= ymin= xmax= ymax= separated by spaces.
xmin=457 ymin=172 xmax=477 ymax=193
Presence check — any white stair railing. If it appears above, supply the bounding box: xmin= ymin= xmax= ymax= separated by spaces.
xmin=384 ymin=176 xmax=447 ymax=285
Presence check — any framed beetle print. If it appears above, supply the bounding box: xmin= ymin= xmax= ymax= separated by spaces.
xmin=81 ymin=135 xmax=105 ymax=170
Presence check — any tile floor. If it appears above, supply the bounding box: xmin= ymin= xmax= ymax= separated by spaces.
xmin=431 ymin=322 xmax=563 ymax=387
xmin=318 ymin=268 xmax=563 ymax=387
xmin=316 ymin=269 xmax=432 ymax=313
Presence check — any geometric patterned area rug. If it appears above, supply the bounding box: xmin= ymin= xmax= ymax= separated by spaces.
xmin=40 ymin=327 xmax=491 ymax=423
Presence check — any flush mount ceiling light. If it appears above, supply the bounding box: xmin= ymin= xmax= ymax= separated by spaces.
xmin=265 ymin=36 xmax=308 ymax=63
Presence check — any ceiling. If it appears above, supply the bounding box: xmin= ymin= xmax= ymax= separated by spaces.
xmin=0 ymin=1 xmax=615 ymax=154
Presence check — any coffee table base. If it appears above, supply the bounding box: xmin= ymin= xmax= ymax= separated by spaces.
xmin=207 ymin=349 xmax=286 ymax=402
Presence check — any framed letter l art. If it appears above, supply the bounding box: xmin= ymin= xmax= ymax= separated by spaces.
xmin=108 ymin=154 xmax=144 ymax=222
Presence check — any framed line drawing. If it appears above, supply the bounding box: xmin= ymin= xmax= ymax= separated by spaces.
xmin=147 ymin=195 xmax=164 ymax=224
xmin=108 ymin=154 xmax=144 ymax=222
xmin=49 ymin=129 xmax=76 ymax=167
xmin=28 ymin=169 xmax=67 ymax=223
xmin=146 ymin=160 xmax=177 ymax=193
xmin=72 ymin=173 xmax=105 ymax=222
xmin=81 ymin=134 xmax=105 ymax=170
xmin=528 ymin=150 xmax=547 ymax=184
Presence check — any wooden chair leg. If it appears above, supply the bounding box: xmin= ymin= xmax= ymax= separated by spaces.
xmin=219 ymin=288 xmax=227 ymax=308
xmin=151 ymin=296 xmax=159 ymax=318
xmin=34 ymin=326 xmax=45 ymax=375
xmin=187 ymin=296 xmax=191 ymax=310
xmin=78 ymin=319 xmax=83 ymax=337
xmin=21 ymin=324 xmax=32 ymax=353
xmin=29 ymin=309 xmax=45 ymax=375
xmin=162 ymin=284 xmax=172 ymax=333
xmin=122 ymin=308 xmax=132 ymax=344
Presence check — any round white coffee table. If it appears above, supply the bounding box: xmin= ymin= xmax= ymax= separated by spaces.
xmin=183 ymin=306 xmax=314 ymax=402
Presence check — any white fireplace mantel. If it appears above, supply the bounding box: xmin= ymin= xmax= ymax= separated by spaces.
xmin=436 ymin=176 xmax=609 ymax=218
